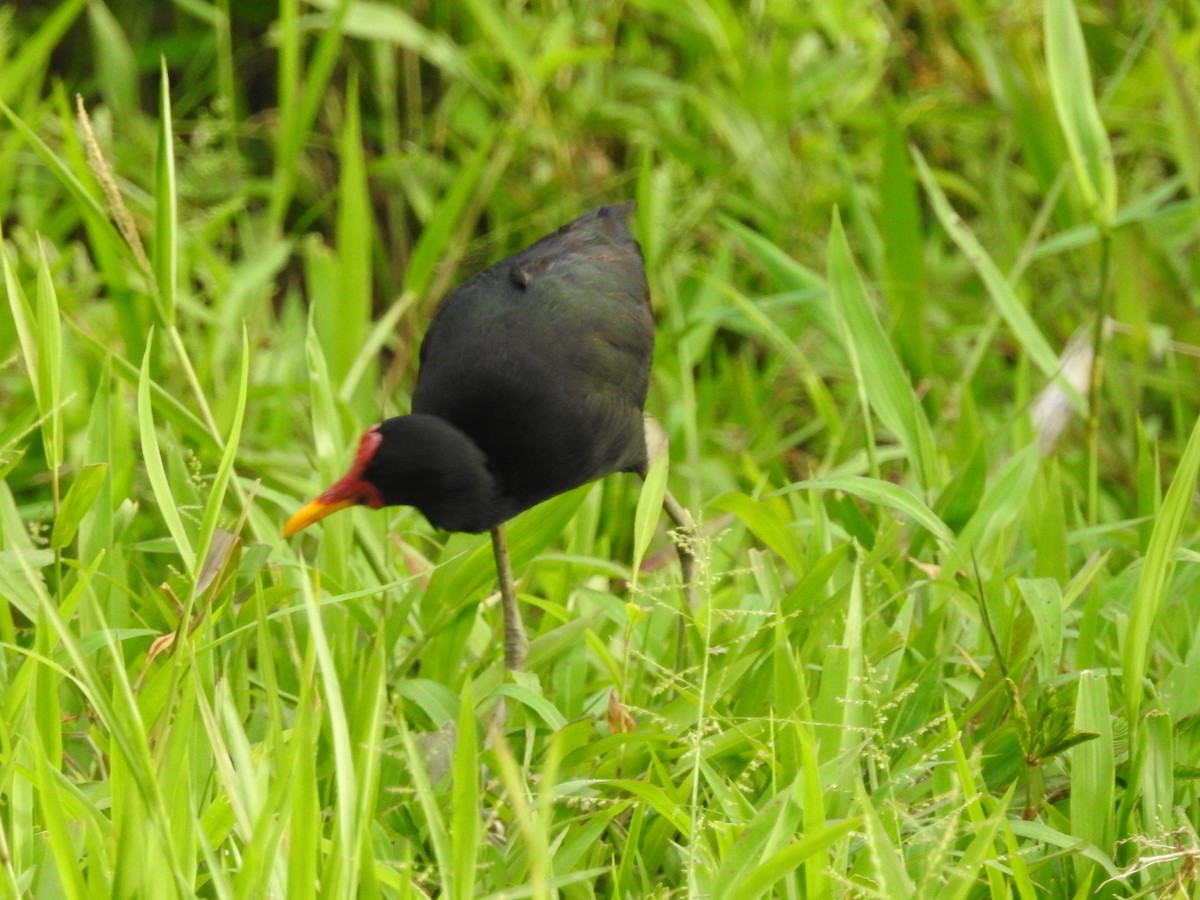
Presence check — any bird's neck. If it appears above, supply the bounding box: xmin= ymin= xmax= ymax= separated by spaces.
xmin=372 ymin=414 xmax=506 ymax=533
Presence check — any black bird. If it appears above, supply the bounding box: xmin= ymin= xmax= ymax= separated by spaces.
xmin=284 ymin=203 xmax=694 ymax=670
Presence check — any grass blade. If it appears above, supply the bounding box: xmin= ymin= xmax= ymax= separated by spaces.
xmin=137 ymin=331 xmax=195 ymax=575
xmin=153 ymin=58 xmax=177 ymax=325
xmin=856 ymin=779 xmax=915 ymax=897
xmin=781 ymin=475 xmax=956 ymax=550
xmin=32 ymin=729 xmax=89 ymax=900
xmin=298 ymin=558 xmax=358 ymax=898
xmin=50 ymin=463 xmax=107 ymax=550
xmin=1070 ymin=670 xmax=1114 ymax=884
xmin=330 ymin=71 xmax=372 ymax=414
xmin=35 ymin=242 xmax=63 ymax=473
xmin=192 ymin=325 xmax=249 ymax=596
xmin=912 ymin=146 xmax=1084 ymax=411
xmin=1016 ymin=578 xmax=1064 ymax=681
xmin=631 ymin=439 xmax=668 ymax=587
xmin=1123 ymin=412 xmax=1200 ymax=724
xmin=880 ymin=109 xmax=928 ymax=379
xmin=400 ymin=721 xmax=452 ymax=887
xmin=2 ymin=228 xmax=39 ymax=404
xmin=86 ymin=0 xmax=138 ymax=122
xmin=269 ymin=0 xmax=350 ymax=231
xmin=957 ymin=444 xmax=1041 ymax=560
xmin=0 ymin=0 xmax=86 ymax=102
xmin=1044 ymin=0 xmax=1117 ymax=224
xmin=828 ymin=207 xmax=938 ymax=492
xmin=450 ymin=681 xmax=478 ymax=900
xmin=0 ymin=100 xmax=132 ymax=266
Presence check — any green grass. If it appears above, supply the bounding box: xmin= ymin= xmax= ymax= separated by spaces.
xmin=2 ymin=0 xmax=1200 ymax=896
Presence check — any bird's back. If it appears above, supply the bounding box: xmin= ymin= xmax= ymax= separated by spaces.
xmin=413 ymin=204 xmax=653 ymax=520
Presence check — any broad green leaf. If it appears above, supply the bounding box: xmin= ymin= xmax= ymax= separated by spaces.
xmin=350 ymin=637 xmax=386 ymax=894
xmin=490 ymin=683 xmax=569 ymax=731
xmin=720 ymin=216 xmax=825 ymax=293
xmin=287 ymin=677 xmax=322 ymax=900
xmin=33 ymin=729 xmax=89 ymax=900
xmin=934 ymin=442 xmax=986 ymax=534
xmin=311 ymin=0 xmax=473 ymax=82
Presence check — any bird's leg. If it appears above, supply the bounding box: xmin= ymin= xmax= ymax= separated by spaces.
xmin=644 ymin=479 xmax=697 ymax=672
xmin=490 ymin=525 xmax=527 ymax=671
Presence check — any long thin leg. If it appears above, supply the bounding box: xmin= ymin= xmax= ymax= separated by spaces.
xmin=643 ymin=480 xmax=697 ymax=672
xmin=491 ymin=525 xmax=527 ymax=671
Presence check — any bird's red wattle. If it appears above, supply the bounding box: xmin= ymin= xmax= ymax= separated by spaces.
xmin=317 ymin=426 xmax=384 ymax=508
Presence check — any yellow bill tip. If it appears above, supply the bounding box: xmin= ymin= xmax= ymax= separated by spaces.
xmin=282 ymin=498 xmax=353 ymax=538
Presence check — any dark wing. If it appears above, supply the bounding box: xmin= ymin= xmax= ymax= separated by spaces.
xmin=413 ymin=204 xmax=653 ymax=515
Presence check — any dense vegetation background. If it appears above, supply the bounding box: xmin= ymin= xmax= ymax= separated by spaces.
xmin=2 ymin=0 xmax=1198 ymax=896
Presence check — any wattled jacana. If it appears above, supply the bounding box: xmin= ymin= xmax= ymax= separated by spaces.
xmin=283 ymin=203 xmax=694 ymax=671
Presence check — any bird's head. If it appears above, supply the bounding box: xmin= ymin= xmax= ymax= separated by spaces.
xmin=282 ymin=425 xmax=386 ymax=537
xmin=282 ymin=416 xmax=502 ymax=537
